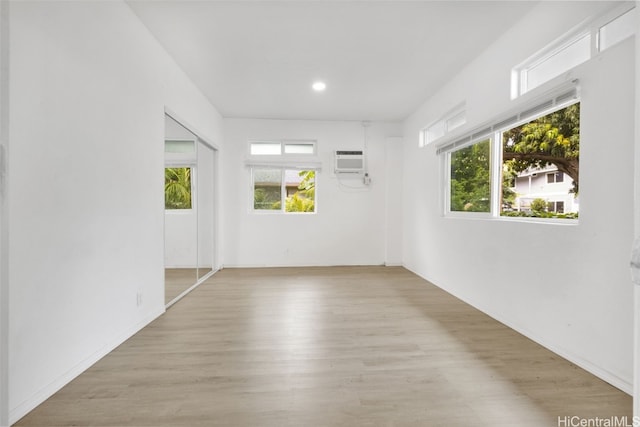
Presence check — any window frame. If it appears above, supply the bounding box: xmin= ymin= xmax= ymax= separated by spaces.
xmin=247 ymin=139 xmax=320 ymax=214
xmin=546 ymin=171 xmax=564 ymax=184
xmin=440 ymin=86 xmax=580 ymax=224
xmin=420 ymin=104 xmax=466 ymax=147
xmin=249 ymin=140 xmax=317 ymax=156
xmin=511 ymin=4 xmax=635 ymax=99
xmin=444 ymin=137 xmax=493 ymax=217
xmin=251 ymin=167 xmax=317 ymax=214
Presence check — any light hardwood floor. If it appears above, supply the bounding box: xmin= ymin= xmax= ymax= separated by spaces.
xmin=15 ymin=266 xmax=632 ymax=426
xmin=165 ymin=268 xmax=198 ymax=304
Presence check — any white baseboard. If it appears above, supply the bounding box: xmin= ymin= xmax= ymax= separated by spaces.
xmin=9 ymin=307 xmax=165 ymax=425
xmin=407 ymin=266 xmax=633 ymax=395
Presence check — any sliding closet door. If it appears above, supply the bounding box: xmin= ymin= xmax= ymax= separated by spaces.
xmin=164 ymin=113 xmax=218 ymax=306
xmin=197 ymin=141 xmax=215 ymax=280
xmin=164 ymin=115 xmax=198 ymax=305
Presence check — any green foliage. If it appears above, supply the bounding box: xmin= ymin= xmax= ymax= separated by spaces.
xmin=286 ymin=170 xmax=315 ymax=213
xmin=254 ymin=187 xmax=281 ymax=210
xmin=502 ymin=210 xmax=579 ymax=220
xmin=165 ymin=167 xmax=192 ymax=209
xmin=285 ymin=193 xmax=315 ymax=212
xmin=529 ymin=198 xmax=548 ymax=214
xmin=503 ymin=103 xmax=580 ymax=193
xmin=254 ymin=170 xmax=316 ymax=212
xmin=450 ymin=139 xmax=491 ymax=212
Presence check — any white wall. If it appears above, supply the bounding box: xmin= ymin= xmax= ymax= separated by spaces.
xmin=385 ymin=137 xmax=403 ymax=266
xmin=0 ymin=0 xmax=9 ymax=424
xmin=223 ymin=119 xmax=402 ymax=267
xmin=8 ymin=1 xmax=223 ymax=423
xmin=403 ymin=1 xmax=635 ymax=392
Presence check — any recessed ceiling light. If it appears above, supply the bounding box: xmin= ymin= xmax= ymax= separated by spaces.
xmin=312 ymin=81 xmax=326 ymax=92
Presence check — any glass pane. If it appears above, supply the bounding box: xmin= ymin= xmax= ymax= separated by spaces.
xmin=285 ymin=170 xmax=315 ymax=213
xmin=165 ymin=140 xmax=195 ymax=153
xmin=250 ymin=142 xmax=281 ymax=155
xmin=253 ymin=169 xmax=282 ymax=210
xmin=599 ymin=8 xmax=636 ymax=51
xmin=446 ymin=111 xmax=466 ymax=132
xmin=526 ymin=34 xmax=590 ymax=92
xmin=501 ymin=103 xmax=580 ymax=219
xmin=165 ymin=167 xmax=192 ymax=209
xmin=197 ymin=142 xmax=215 ymax=280
xmin=449 ymin=139 xmax=491 ymax=212
xmin=426 ymin=120 xmax=445 ymax=144
xmin=284 ymin=142 xmax=315 ymax=155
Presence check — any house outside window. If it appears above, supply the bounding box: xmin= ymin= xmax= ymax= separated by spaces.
xmin=248 ymin=140 xmax=319 ymax=214
xmin=253 ymin=168 xmax=316 ymax=213
xmin=440 ymin=88 xmax=580 ymax=221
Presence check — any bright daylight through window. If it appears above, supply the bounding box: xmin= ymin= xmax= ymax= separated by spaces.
xmin=249 ymin=140 xmax=318 ymax=213
xmin=450 ymin=139 xmax=491 ymax=212
xmin=253 ymin=169 xmax=316 ymax=213
xmin=446 ymin=102 xmax=580 ymax=220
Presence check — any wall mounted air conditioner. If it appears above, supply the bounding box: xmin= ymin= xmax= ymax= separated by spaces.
xmin=334 ymin=150 xmax=364 ymax=175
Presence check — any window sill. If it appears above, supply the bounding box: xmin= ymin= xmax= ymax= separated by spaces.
xmin=444 ymin=213 xmax=579 ymax=225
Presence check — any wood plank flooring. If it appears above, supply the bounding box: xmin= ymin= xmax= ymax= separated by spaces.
xmin=164 ymin=268 xmax=198 ymax=304
xmin=15 ymin=266 xmax=632 ymax=426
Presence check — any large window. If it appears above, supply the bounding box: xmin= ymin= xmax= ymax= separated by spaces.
xmin=253 ymin=169 xmax=316 ymax=213
xmin=442 ymin=93 xmax=580 ymax=221
xmin=501 ymin=103 xmax=579 ymax=219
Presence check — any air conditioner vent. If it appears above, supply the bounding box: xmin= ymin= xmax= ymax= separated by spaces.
xmin=335 ymin=150 xmax=364 ymax=174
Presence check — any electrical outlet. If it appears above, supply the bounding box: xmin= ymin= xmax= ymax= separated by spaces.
xmin=136 ymin=292 xmax=142 ymax=307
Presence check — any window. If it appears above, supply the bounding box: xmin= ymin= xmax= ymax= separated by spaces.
xmin=250 ymin=140 xmax=316 ymax=156
xmin=420 ymin=104 xmax=466 ymax=147
xmin=441 ymin=89 xmax=580 ymax=221
xmin=448 ymin=139 xmax=491 ymax=213
xmin=519 ymin=33 xmax=590 ymax=96
xmin=512 ymin=5 xmax=636 ymax=98
xmin=247 ymin=139 xmax=319 ymax=213
xmin=598 ymin=7 xmax=636 ymax=52
xmin=548 ymin=201 xmax=565 ymax=214
xmin=502 ymin=103 xmax=579 ymax=219
xmin=165 ymin=140 xmax=195 ymax=153
xmin=165 ymin=167 xmax=192 ymax=210
xmin=547 ymin=172 xmax=564 ymax=184
xmin=253 ymin=169 xmax=315 ymax=213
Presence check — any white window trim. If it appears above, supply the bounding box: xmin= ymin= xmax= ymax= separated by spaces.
xmin=249 ymin=139 xmax=317 ymax=156
xmin=512 ymin=3 xmax=635 ymax=99
xmin=247 ymin=139 xmax=320 ymax=214
xmin=439 ymin=84 xmax=580 ymax=224
xmin=419 ymin=103 xmax=466 ymax=147
xmin=250 ymin=167 xmax=317 ymax=214
xmin=443 ymin=136 xmax=494 ymax=218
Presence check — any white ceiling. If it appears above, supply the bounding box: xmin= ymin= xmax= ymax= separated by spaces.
xmin=127 ymin=1 xmax=538 ymax=122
